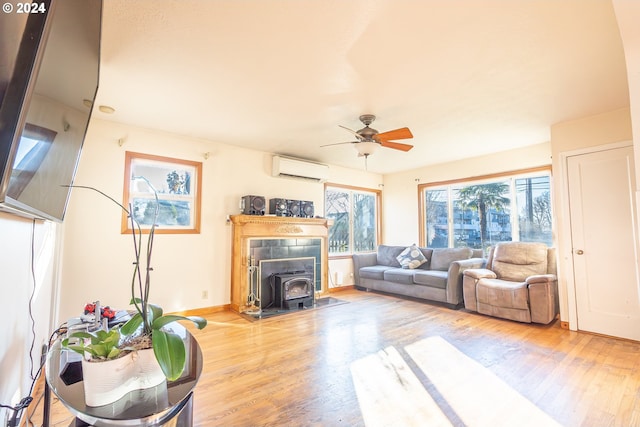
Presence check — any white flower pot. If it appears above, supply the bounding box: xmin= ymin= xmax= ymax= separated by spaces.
xmin=81 ymin=348 xmax=166 ymax=407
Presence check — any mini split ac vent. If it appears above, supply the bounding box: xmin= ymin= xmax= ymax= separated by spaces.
xmin=271 ymin=156 xmax=329 ymax=182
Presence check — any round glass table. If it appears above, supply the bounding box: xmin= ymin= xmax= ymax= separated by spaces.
xmin=45 ymin=324 xmax=202 ymax=427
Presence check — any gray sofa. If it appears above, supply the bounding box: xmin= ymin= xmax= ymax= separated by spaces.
xmin=353 ymin=245 xmax=485 ymax=308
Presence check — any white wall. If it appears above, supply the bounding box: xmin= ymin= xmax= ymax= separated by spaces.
xmin=57 ymin=118 xmax=380 ymax=322
xmin=0 ymin=213 xmax=59 ymax=423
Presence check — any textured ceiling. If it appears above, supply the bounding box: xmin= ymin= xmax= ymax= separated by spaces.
xmin=92 ymin=0 xmax=630 ymax=174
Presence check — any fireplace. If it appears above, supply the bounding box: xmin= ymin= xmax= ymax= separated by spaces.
xmin=257 ymin=257 xmax=316 ymax=312
xmin=229 ymin=214 xmax=329 ymax=314
xmin=273 ymin=272 xmax=314 ymax=309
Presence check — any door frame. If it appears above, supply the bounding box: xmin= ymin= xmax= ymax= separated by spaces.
xmin=557 ymin=140 xmax=636 ymax=332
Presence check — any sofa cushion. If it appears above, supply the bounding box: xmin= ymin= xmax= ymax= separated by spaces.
xmin=383 ymin=268 xmax=415 ymax=285
xmin=359 ymin=265 xmax=395 ymax=280
xmin=376 ymin=245 xmax=405 ymax=267
xmin=417 ymin=248 xmax=434 ymax=270
xmin=492 ymin=242 xmax=548 ymax=281
xmin=430 ymin=247 xmax=473 ymax=271
xmin=396 ymin=244 xmax=428 ymax=269
xmin=412 ymin=270 xmax=448 ymax=289
xmin=476 ymin=278 xmax=529 ymax=310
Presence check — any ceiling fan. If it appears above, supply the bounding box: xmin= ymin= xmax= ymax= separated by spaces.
xmin=322 ymin=114 xmax=414 ymax=160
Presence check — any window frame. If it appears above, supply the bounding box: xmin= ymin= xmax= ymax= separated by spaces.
xmin=324 ymin=183 xmax=382 ymax=259
xmin=418 ymin=166 xmax=552 ymax=248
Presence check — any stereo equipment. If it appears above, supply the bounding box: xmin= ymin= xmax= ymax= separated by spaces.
xmin=240 ymin=195 xmax=265 ymax=215
xmin=269 ymin=198 xmax=288 ymax=216
xmin=286 ymin=200 xmax=301 ymax=217
xmin=300 ymin=201 xmax=314 ymax=218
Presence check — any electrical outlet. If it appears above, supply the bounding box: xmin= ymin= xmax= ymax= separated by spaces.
xmin=201 ymin=290 xmax=208 ymax=299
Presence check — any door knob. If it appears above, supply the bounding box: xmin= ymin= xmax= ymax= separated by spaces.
xmin=575 ymin=249 xmax=584 ymax=255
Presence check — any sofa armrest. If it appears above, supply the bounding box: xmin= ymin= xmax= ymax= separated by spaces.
xmin=444 ymin=259 xmax=488 ymax=306
xmin=463 ymin=268 xmax=497 ymax=280
xmin=352 ymin=252 xmax=378 ymax=286
xmin=528 ymin=276 xmax=558 ymax=324
xmin=456 ymin=257 xmax=486 ymax=271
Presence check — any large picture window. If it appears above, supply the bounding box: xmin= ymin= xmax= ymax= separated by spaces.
xmin=325 ymin=184 xmax=380 ymax=256
xmin=420 ymin=168 xmax=552 ymax=251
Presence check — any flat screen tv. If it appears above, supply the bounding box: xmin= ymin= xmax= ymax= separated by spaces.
xmin=0 ymin=0 xmax=101 ymax=221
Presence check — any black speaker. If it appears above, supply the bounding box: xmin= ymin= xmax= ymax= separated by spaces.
xmin=241 ymin=195 xmax=265 ymax=215
xmin=269 ymin=198 xmax=288 ymax=216
xmin=300 ymin=201 xmax=314 ymax=218
xmin=286 ymin=200 xmax=301 ymax=217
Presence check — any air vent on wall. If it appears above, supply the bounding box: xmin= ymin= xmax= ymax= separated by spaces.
xmin=272 ymin=156 xmax=329 ymax=183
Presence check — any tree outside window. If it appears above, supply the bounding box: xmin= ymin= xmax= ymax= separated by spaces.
xmin=456 ymin=182 xmax=510 ymax=248
xmin=516 ymin=176 xmax=552 ymax=243
xmin=422 ymin=171 xmax=552 ymax=251
xmin=325 ymin=185 xmax=379 ymax=255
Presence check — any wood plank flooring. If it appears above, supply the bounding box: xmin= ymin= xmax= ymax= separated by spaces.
xmin=26 ymin=289 xmax=640 ymax=426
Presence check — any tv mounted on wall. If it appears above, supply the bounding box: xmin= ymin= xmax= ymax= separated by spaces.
xmin=0 ymin=0 xmax=102 ymax=222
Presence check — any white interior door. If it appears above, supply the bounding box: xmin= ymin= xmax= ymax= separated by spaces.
xmin=567 ymin=145 xmax=640 ymax=341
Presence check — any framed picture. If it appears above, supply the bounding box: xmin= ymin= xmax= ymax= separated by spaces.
xmin=122 ymin=151 xmax=202 ymax=234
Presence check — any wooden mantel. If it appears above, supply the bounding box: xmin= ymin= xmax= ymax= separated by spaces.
xmin=229 ymin=214 xmax=329 ymax=313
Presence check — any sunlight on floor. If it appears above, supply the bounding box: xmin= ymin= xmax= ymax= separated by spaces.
xmin=350 ymin=346 xmax=453 ymax=427
xmin=351 ymin=336 xmax=562 ymax=427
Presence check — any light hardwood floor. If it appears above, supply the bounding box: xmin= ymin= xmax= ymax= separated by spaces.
xmin=28 ymin=288 xmax=640 ymax=426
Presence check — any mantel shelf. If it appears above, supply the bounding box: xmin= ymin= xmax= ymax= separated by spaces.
xmin=229 ymin=214 xmax=329 ymax=226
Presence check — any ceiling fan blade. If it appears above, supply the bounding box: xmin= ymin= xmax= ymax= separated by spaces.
xmin=339 ymin=125 xmax=364 ymax=140
xmin=320 ymin=141 xmax=358 ymax=147
xmin=380 ymin=140 xmax=414 ymax=152
xmin=375 ymin=127 xmax=413 ymax=142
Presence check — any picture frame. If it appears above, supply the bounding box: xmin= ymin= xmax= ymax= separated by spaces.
xmin=122 ymin=151 xmax=202 ymax=234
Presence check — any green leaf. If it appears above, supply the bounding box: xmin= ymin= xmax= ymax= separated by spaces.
xmin=93 ymin=330 xmax=109 ymax=341
xmin=92 ymin=343 xmax=108 ymax=358
xmin=152 ymin=330 xmax=186 ymax=381
xmin=152 ymin=315 xmax=207 ymax=331
xmin=64 ymin=344 xmax=90 ymax=357
xmin=121 ymin=312 xmax=143 ymax=336
xmin=68 ymin=331 xmax=94 ymax=339
xmin=148 ymin=303 xmax=163 ymax=322
xmin=107 ymin=347 xmax=121 ymax=359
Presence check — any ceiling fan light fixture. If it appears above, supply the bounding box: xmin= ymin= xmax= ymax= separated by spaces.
xmin=355 ymin=141 xmax=379 ymax=157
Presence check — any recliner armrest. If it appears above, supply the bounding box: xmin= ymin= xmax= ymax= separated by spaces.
xmin=527 ymin=275 xmax=558 ymax=324
xmin=463 ymin=268 xmax=496 ymax=280
xmin=526 ymin=274 xmax=556 ymax=284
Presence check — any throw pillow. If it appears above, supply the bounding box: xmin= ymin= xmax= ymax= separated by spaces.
xmin=396 ymin=244 xmax=428 ymax=269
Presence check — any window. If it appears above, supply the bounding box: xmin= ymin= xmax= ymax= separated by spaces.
xmin=325 ymin=184 xmax=381 ymax=256
xmin=7 ymin=123 xmax=56 ymax=199
xmin=420 ymin=168 xmax=552 ymax=251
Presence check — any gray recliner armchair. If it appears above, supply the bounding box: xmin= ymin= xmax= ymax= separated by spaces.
xmin=462 ymin=242 xmax=558 ymax=324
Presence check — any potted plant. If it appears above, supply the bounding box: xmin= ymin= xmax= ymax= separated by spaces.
xmin=62 ymin=326 xmax=167 ymax=406
xmin=63 ymin=179 xmax=207 ymax=405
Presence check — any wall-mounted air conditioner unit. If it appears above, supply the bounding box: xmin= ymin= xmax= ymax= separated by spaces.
xmin=272 ymin=156 xmax=329 ymax=183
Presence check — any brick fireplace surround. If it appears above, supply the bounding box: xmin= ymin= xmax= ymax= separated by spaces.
xmin=229 ymin=214 xmax=329 ymax=313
